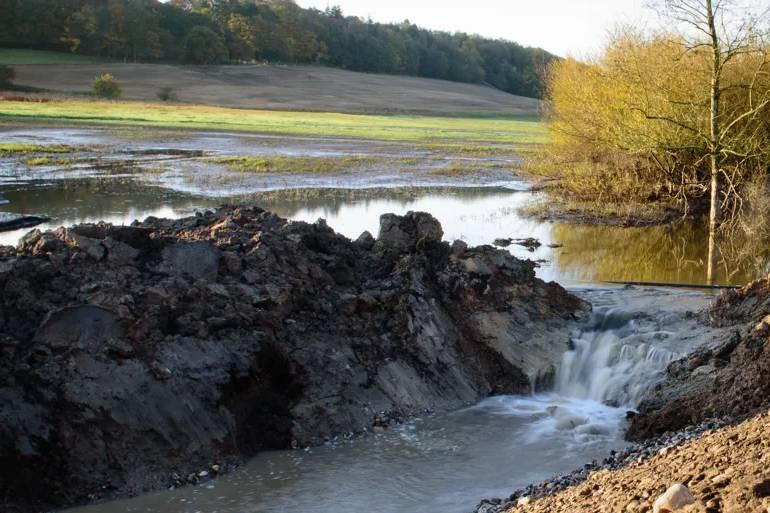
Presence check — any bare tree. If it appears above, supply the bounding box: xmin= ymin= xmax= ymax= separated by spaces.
xmin=648 ymin=0 xmax=770 ymax=282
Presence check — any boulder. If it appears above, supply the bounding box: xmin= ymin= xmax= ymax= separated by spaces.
xmin=652 ymin=484 xmax=695 ymax=513
xmin=378 ymin=211 xmax=443 ymax=251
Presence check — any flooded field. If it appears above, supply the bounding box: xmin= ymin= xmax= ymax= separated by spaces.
xmin=2 ymin=127 xmax=767 ymax=286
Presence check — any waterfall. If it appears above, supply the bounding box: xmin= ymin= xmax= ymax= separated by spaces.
xmin=554 ymin=307 xmax=680 ymax=408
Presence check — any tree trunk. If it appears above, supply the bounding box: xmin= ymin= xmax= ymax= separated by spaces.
xmin=707 ymin=0 xmax=722 ymax=284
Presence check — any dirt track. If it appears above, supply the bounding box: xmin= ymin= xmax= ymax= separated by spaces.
xmin=10 ymin=63 xmax=541 ymax=116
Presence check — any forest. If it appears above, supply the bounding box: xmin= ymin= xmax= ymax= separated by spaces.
xmin=0 ymin=0 xmax=555 ymax=98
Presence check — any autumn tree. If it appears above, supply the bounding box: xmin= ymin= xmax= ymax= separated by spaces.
xmin=647 ymin=0 xmax=770 ymax=280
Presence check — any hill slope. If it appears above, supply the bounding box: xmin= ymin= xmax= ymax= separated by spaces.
xmin=9 ymin=63 xmax=541 ymax=116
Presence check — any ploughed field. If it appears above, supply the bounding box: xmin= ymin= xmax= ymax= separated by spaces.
xmin=2 ymin=60 xmax=540 ymax=116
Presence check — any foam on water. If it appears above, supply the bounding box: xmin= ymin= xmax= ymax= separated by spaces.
xmin=476 ymin=304 xmax=683 ymax=447
xmin=555 ymin=307 xmax=680 ymax=408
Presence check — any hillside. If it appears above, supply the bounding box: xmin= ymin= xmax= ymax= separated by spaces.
xmin=0 ymin=0 xmax=554 ymax=98
xmin=8 ymin=63 xmax=542 ymax=116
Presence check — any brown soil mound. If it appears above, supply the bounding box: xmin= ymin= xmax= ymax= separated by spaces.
xmin=507 ymin=409 xmax=770 ymax=513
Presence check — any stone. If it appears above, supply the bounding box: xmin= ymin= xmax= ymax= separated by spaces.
xmin=160 ymin=240 xmax=221 ymax=282
xmin=752 ymin=478 xmax=770 ymax=498
xmin=355 ymin=230 xmax=375 ymax=250
xmin=653 ymin=484 xmax=695 ymax=513
xmin=517 ymin=496 xmax=532 ymax=506
xmin=451 ymin=239 xmax=468 ymax=256
xmin=377 ymin=211 xmax=443 ymax=251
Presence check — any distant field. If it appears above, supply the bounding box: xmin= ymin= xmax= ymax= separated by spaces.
xmin=5 ymin=59 xmax=541 ymax=116
xmin=0 ymin=49 xmax=106 ymax=65
xmin=0 ymin=99 xmax=547 ymax=144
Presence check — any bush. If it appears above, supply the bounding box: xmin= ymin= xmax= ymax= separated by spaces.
xmin=535 ymin=32 xmax=770 ymax=215
xmin=184 ymin=26 xmax=229 ymax=65
xmin=0 ymin=65 xmax=15 ymax=86
xmin=157 ymin=87 xmax=178 ymax=102
xmin=93 ymin=73 xmax=122 ymax=99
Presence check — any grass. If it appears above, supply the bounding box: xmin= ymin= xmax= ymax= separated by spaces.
xmin=428 ymin=160 xmax=518 ymax=176
xmin=210 ymin=155 xmax=377 ymax=174
xmin=0 ymin=143 xmax=79 ymax=155
xmin=23 ymin=156 xmax=78 ymax=166
xmin=0 ymin=99 xmax=547 ymax=145
xmin=421 ymin=142 xmax=527 ymax=157
xmin=521 ymin=195 xmax=679 ymax=227
xmin=0 ymin=49 xmax=107 ymax=65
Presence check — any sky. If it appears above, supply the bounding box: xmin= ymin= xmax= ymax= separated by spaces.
xmin=294 ymin=0 xmax=653 ymax=57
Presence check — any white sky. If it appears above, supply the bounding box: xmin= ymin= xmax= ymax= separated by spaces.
xmin=294 ymin=0 xmax=653 ymax=57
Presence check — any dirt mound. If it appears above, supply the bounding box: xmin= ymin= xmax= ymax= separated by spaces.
xmin=627 ymin=277 xmax=770 ymax=440
xmin=498 ymin=408 xmax=770 ymax=513
xmin=0 ymin=207 xmax=587 ymax=512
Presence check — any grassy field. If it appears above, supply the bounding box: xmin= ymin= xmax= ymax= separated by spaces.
xmin=0 ymin=49 xmax=106 ymax=65
xmin=6 ymin=60 xmax=540 ymax=116
xmin=0 ymin=99 xmax=547 ymax=145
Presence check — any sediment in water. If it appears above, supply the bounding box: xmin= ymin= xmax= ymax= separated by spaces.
xmin=0 ymin=206 xmax=589 ymax=512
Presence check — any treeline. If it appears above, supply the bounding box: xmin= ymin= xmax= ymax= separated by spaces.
xmin=0 ymin=0 xmax=555 ymax=98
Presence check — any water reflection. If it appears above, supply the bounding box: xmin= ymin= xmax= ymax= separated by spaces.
xmin=551 ymin=222 xmax=770 ymax=287
xmin=1 ymin=179 xmax=768 ymax=286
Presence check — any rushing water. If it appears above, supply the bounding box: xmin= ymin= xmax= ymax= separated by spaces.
xmin=64 ymin=287 xmax=716 ymax=513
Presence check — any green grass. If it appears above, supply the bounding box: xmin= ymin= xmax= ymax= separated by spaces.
xmin=0 ymin=99 xmax=547 ymax=145
xmin=0 ymin=49 xmax=107 ymax=65
xmin=421 ymin=142 xmax=526 ymax=157
xmin=23 ymin=156 xmax=78 ymax=166
xmin=210 ymin=155 xmax=377 ymax=173
xmin=0 ymin=143 xmax=79 ymax=154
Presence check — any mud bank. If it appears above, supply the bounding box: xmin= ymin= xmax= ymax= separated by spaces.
xmin=627 ymin=277 xmax=770 ymax=440
xmin=0 ymin=207 xmax=588 ymax=512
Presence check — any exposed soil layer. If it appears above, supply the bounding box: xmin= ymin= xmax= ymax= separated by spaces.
xmin=0 ymin=207 xmax=587 ymax=512
xmin=627 ymin=277 xmax=770 ymax=440
xmin=498 ymin=409 xmax=770 ymax=513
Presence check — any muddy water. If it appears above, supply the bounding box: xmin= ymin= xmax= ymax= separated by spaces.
xmin=64 ymin=286 xmax=718 ymax=513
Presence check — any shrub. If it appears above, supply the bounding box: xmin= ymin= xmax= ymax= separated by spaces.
xmin=0 ymin=65 xmax=15 ymax=86
xmin=93 ymin=73 xmax=122 ymax=99
xmin=157 ymin=87 xmax=177 ymax=102
xmin=535 ymin=32 xmax=770 ymax=216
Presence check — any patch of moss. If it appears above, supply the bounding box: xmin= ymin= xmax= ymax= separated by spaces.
xmin=209 ymin=155 xmax=377 ymax=174
xmin=0 ymin=143 xmax=78 ymax=155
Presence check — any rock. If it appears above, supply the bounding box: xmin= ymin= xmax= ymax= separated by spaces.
xmin=377 ymin=211 xmax=443 ymax=251
xmin=355 ymin=230 xmax=375 ymax=250
xmin=752 ymin=478 xmax=770 ymax=498
xmin=160 ymin=240 xmax=220 ymax=282
xmin=513 ymin=237 xmax=542 ymax=251
xmin=0 ymin=213 xmax=49 ymax=232
xmin=653 ymin=484 xmax=695 ymax=513
xmin=451 ymin=239 xmax=468 ymax=256
xmin=518 ymin=496 xmax=533 ymax=506
xmin=494 ymin=238 xmax=513 ymax=247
